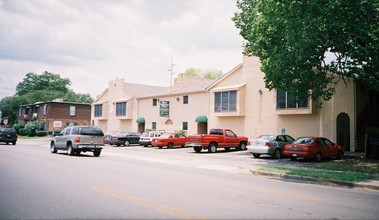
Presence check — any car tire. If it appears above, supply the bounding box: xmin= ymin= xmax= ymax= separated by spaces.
xmin=273 ymin=149 xmax=281 ymax=159
xmin=93 ymin=150 xmax=101 ymax=157
xmin=194 ymin=146 xmax=202 ymax=153
xmin=167 ymin=143 xmax=174 ymax=149
xmin=252 ymin=153 xmax=260 ymax=158
xmin=336 ymin=150 xmax=343 ymax=160
xmin=50 ymin=142 xmax=57 ymax=153
xmin=124 ymin=141 xmax=130 ymax=146
xmin=315 ymin=152 xmax=322 ymax=162
xmin=12 ymin=141 xmax=16 ymax=145
xmin=67 ymin=143 xmax=74 ymax=156
xmin=208 ymin=143 xmax=217 ymax=153
xmin=238 ymin=142 xmax=247 ymax=151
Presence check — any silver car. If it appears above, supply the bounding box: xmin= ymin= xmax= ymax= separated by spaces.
xmin=50 ymin=126 xmax=105 ymax=157
xmin=248 ymin=134 xmax=295 ymax=159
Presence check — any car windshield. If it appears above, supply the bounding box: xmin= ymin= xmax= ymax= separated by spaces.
xmin=160 ymin=133 xmax=171 ymax=138
xmin=1 ymin=128 xmax=16 ymax=133
xmin=79 ymin=127 xmax=104 ymax=136
xmin=141 ymin=132 xmax=149 ymax=137
xmin=257 ymin=135 xmax=275 ymax=141
xmin=294 ymin=137 xmax=314 ymax=144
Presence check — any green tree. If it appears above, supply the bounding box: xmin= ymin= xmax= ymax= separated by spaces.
xmin=233 ymin=0 xmax=379 ymax=103
xmin=0 ymin=71 xmax=93 ymax=125
xmin=16 ymin=71 xmax=71 ymax=96
xmin=175 ymin=68 xmax=223 ymax=82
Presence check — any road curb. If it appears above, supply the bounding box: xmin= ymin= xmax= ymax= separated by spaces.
xmin=254 ymin=171 xmax=379 ymax=191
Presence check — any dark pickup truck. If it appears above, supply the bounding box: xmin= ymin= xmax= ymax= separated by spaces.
xmin=185 ymin=128 xmax=249 ymax=153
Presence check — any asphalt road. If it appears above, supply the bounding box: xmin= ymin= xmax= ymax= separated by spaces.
xmin=0 ymin=138 xmax=378 ymax=219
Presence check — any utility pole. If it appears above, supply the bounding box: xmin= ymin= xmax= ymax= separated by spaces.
xmin=169 ymin=57 xmax=175 ymax=86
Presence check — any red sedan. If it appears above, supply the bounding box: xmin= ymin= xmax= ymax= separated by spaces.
xmin=283 ymin=136 xmax=344 ymax=162
xmin=152 ymin=132 xmax=187 ymax=149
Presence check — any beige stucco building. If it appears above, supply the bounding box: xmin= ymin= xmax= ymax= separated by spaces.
xmin=92 ymin=56 xmax=378 ymax=152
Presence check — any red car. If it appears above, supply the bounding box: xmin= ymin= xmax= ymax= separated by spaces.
xmin=283 ymin=136 xmax=344 ymax=162
xmin=152 ymin=132 xmax=187 ymax=149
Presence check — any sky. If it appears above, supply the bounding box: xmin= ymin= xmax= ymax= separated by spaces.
xmin=0 ymin=0 xmax=244 ymax=100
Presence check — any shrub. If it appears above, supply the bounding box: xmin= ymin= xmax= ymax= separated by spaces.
xmin=36 ymin=131 xmax=48 ymax=137
xmin=24 ymin=121 xmax=44 ymax=137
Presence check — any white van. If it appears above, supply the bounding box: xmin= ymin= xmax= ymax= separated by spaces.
xmin=139 ymin=130 xmax=165 ymax=147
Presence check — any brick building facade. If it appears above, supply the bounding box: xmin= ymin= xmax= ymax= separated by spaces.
xmin=18 ymin=99 xmax=91 ymax=132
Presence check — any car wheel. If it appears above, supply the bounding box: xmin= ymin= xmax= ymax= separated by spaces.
xmin=67 ymin=143 xmax=74 ymax=156
xmin=315 ymin=152 xmax=322 ymax=162
xmin=273 ymin=149 xmax=281 ymax=159
xmin=238 ymin=142 xmax=247 ymax=151
xmin=124 ymin=141 xmax=130 ymax=146
xmin=50 ymin=142 xmax=57 ymax=153
xmin=290 ymin=156 xmax=297 ymax=161
xmin=194 ymin=146 xmax=202 ymax=153
xmin=336 ymin=150 xmax=343 ymax=160
xmin=208 ymin=143 xmax=217 ymax=153
xmin=167 ymin=143 xmax=174 ymax=149
xmin=12 ymin=141 xmax=16 ymax=145
xmin=252 ymin=153 xmax=260 ymax=158
xmin=93 ymin=150 xmax=101 ymax=157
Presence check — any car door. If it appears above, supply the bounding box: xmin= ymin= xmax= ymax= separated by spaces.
xmin=321 ymin=138 xmax=334 ymax=158
xmin=55 ymin=128 xmax=68 ymax=148
xmin=225 ymin=130 xmax=238 ymax=148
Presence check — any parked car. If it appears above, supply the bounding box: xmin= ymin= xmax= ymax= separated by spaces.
xmin=186 ymin=128 xmax=249 ymax=153
xmin=152 ymin=132 xmax=188 ymax=149
xmin=111 ymin=132 xmax=141 ymax=146
xmin=248 ymin=134 xmax=295 ymax=159
xmin=50 ymin=126 xmax=105 ymax=157
xmin=139 ymin=130 xmax=165 ymax=147
xmin=105 ymin=131 xmax=120 ymax=145
xmin=0 ymin=128 xmax=18 ymax=145
xmin=283 ymin=136 xmax=344 ymax=162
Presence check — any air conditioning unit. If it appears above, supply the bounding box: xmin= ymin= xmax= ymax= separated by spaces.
xmin=33 ymin=113 xmax=38 ymax=119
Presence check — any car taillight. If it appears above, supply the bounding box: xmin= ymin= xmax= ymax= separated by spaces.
xmin=265 ymin=142 xmax=271 ymax=147
xmin=76 ymin=136 xmax=80 ymax=143
xmin=103 ymin=137 xmax=106 ymax=144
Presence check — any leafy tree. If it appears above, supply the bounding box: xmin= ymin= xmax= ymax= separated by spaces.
xmin=16 ymin=71 xmax=71 ymax=96
xmin=233 ymin=0 xmax=379 ymax=103
xmin=0 ymin=71 xmax=93 ymax=125
xmin=175 ymin=68 xmax=223 ymax=82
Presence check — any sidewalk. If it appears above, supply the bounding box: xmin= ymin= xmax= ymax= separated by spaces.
xmin=255 ymin=152 xmax=379 ymax=191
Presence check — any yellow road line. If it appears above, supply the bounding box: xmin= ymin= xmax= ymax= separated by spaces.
xmin=93 ymin=186 xmax=208 ymax=220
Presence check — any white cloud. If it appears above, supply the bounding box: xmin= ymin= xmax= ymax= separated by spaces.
xmin=0 ymin=0 xmax=243 ymax=99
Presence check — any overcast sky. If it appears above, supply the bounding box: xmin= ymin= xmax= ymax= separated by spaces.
xmin=0 ymin=0 xmax=244 ymax=100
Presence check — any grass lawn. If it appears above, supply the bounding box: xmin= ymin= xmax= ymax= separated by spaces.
xmin=257 ymin=157 xmax=379 ymax=182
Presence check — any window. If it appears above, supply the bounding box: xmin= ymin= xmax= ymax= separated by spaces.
xmin=116 ymin=102 xmax=126 ymax=116
xmin=214 ymin=91 xmax=237 ymax=112
xmin=152 ymin=122 xmax=156 ymax=129
xmin=94 ymin=104 xmax=102 ymax=117
xmin=276 ymin=90 xmax=308 ymax=109
xmin=25 ymin=107 xmax=30 ymax=115
xmin=70 ymin=106 xmax=76 ymax=116
xmin=182 ymin=122 xmax=188 ymax=130
xmin=183 ymin=95 xmax=188 ymax=104
xmin=225 ymin=130 xmax=236 ymax=137
xmin=153 ymin=98 xmax=158 ymax=106
xmin=43 ymin=104 xmax=48 ymax=116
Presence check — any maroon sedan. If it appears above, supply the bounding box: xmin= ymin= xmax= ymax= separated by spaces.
xmin=283 ymin=137 xmax=344 ymax=162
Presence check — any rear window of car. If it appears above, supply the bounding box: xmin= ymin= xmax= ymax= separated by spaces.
xmin=79 ymin=127 xmax=104 ymax=136
xmin=257 ymin=135 xmax=275 ymax=141
xmin=0 ymin=128 xmax=16 ymax=133
xmin=294 ymin=137 xmax=314 ymax=144
xmin=141 ymin=132 xmax=149 ymax=137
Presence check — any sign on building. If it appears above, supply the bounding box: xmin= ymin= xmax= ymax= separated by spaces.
xmin=53 ymin=121 xmax=62 ymax=128
xmin=160 ymin=100 xmax=170 ymax=117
